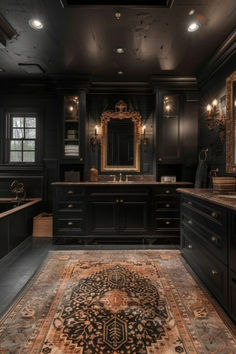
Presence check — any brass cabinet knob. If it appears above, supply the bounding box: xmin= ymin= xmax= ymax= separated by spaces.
xmin=67 ymin=190 xmax=74 ymax=194
xmin=68 ymin=221 xmax=73 ymax=226
xmin=187 ymin=201 xmax=192 ymax=206
xmin=165 ymin=221 xmax=171 ymax=225
xmin=211 ymin=269 xmax=218 ymax=276
xmin=187 ymin=220 xmax=193 ymax=225
xmin=211 ymin=235 xmax=217 ymax=243
xmin=165 ymin=190 xmax=170 ymax=194
xmin=211 ymin=211 xmax=218 ymax=218
xmin=68 ymin=204 xmax=73 ymax=208
xmin=116 ymin=199 xmax=119 ymax=203
xmin=187 ymin=244 xmax=192 ymax=249
xmin=165 ymin=203 xmax=170 ymax=208
xmin=158 ymin=157 xmax=162 ymax=161
xmin=120 ymin=200 xmax=123 ymax=203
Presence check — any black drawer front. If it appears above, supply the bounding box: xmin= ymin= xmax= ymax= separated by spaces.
xmin=154 ymin=210 xmax=180 ymax=218
xmin=230 ymin=211 xmax=236 ymax=273
xmin=182 ymin=197 xmax=226 ymax=228
xmin=182 ymin=204 xmax=226 ymax=236
xmin=153 ymin=186 xmax=178 ymax=197
xmin=154 ymin=200 xmax=180 ymax=210
xmin=155 ymin=218 xmax=179 ymax=229
xmin=229 ymin=270 xmax=236 ymax=323
xmin=56 ymin=201 xmax=85 ymax=212
xmin=56 ymin=186 xmax=85 ymax=200
xmin=181 ymin=232 xmax=228 ymax=309
xmin=55 ymin=218 xmax=86 ymax=235
xmin=181 ymin=219 xmax=227 ymax=265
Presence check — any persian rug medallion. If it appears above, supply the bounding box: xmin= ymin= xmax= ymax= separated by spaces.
xmin=0 ymin=250 xmax=235 ymax=353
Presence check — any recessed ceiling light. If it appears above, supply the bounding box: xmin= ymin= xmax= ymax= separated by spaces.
xmin=114 ymin=47 xmax=125 ymax=54
xmin=189 ymin=9 xmax=195 ymax=15
xmin=29 ymin=19 xmax=44 ymax=30
xmin=187 ymin=22 xmax=200 ymax=32
xmin=118 ymin=70 xmax=124 ymax=75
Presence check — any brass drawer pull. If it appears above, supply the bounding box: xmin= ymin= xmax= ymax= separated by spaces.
xmin=187 ymin=244 xmax=192 ymax=249
xmin=165 ymin=221 xmax=171 ymax=225
xmin=187 ymin=201 xmax=192 ymax=206
xmin=120 ymin=200 xmax=123 ymax=203
xmin=68 ymin=221 xmax=73 ymax=226
xmin=116 ymin=199 xmax=119 ymax=203
xmin=211 ymin=211 xmax=218 ymax=219
xmin=187 ymin=220 xmax=192 ymax=225
xmin=67 ymin=190 xmax=74 ymax=195
xmin=165 ymin=203 xmax=170 ymax=208
xmin=68 ymin=204 xmax=73 ymax=208
xmin=211 ymin=235 xmax=217 ymax=243
xmin=211 ymin=269 xmax=218 ymax=276
xmin=158 ymin=157 xmax=162 ymax=161
xmin=165 ymin=190 xmax=170 ymax=194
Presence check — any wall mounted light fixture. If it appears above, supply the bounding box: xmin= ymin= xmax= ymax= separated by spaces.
xmin=90 ymin=125 xmax=100 ymax=150
xmin=205 ymin=98 xmax=226 ymax=143
xmin=142 ymin=125 xmax=148 ymax=146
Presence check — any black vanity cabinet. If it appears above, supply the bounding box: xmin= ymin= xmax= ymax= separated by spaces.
xmin=88 ymin=187 xmax=149 ymax=236
xmin=180 ymin=191 xmax=236 ymax=322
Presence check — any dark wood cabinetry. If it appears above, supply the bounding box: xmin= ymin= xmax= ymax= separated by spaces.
xmin=52 ymin=182 xmax=191 ymax=243
xmin=180 ymin=192 xmax=236 ymax=323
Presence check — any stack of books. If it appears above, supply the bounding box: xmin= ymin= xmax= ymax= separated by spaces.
xmin=64 ymin=145 xmax=79 ymax=156
xmin=67 ymin=129 xmax=78 ymax=140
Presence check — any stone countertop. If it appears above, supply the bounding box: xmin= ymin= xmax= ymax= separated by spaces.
xmin=51 ymin=181 xmax=193 ymax=186
xmin=0 ymin=198 xmax=42 ymax=219
xmin=177 ymin=188 xmax=236 ymax=212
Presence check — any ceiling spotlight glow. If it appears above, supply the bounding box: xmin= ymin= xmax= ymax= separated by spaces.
xmin=189 ymin=9 xmax=195 ymax=15
xmin=29 ymin=19 xmax=44 ymax=30
xmin=115 ymin=47 xmax=125 ymax=54
xmin=118 ymin=70 xmax=124 ymax=75
xmin=188 ymin=22 xmax=200 ymax=32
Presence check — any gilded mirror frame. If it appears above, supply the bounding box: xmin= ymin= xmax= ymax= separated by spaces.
xmin=100 ymin=100 xmax=142 ymax=172
xmin=226 ymin=71 xmax=236 ymax=173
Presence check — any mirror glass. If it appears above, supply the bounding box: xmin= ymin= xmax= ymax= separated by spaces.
xmin=107 ymin=119 xmax=134 ymax=166
xmin=226 ymin=71 xmax=236 ymax=172
xmin=100 ymin=100 xmax=142 ymax=172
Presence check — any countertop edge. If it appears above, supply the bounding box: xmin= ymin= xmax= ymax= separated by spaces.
xmin=51 ymin=181 xmax=193 ymax=186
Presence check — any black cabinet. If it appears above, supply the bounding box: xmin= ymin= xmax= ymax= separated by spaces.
xmin=88 ymin=190 xmax=149 ymax=236
xmin=180 ymin=192 xmax=236 ymax=323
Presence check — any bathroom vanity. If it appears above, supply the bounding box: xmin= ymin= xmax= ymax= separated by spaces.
xmin=179 ymin=188 xmax=236 ymax=323
xmin=52 ymin=181 xmax=192 ymax=244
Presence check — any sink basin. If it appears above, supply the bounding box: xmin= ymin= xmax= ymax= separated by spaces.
xmin=218 ymin=194 xmax=236 ymax=199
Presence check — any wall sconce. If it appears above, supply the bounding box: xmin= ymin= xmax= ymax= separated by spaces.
xmin=205 ymin=98 xmax=225 ymax=142
xmin=90 ymin=125 xmax=100 ymax=150
xmin=142 ymin=125 xmax=148 ymax=146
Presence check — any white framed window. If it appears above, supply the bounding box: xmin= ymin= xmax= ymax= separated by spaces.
xmin=7 ymin=113 xmax=38 ymax=163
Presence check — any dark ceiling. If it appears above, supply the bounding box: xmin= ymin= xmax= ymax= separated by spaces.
xmin=0 ymin=0 xmax=235 ymax=82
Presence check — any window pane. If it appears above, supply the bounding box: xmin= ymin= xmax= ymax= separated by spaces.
xmin=10 ymin=151 xmax=22 ymax=162
xmin=25 ymin=128 xmax=36 ymax=139
xmin=12 ymin=117 xmax=24 ymax=127
xmin=10 ymin=140 xmax=22 ymax=151
xmin=13 ymin=128 xmax=24 ymax=139
xmin=23 ymin=151 xmax=35 ymax=162
xmin=23 ymin=140 xmax=35 ymax=150
xmin=25 ymin=117 xmax=36 ymax=128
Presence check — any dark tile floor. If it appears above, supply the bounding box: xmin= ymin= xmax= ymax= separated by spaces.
xmin=0 ymin=237 xmax=179 ymax=317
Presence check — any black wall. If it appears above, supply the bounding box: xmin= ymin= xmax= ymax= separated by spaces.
xmin=198 ymin=53 xmax=236 ymax=181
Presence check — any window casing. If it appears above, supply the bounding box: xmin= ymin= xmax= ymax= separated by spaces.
xmin=7 ymin=112 xmax=39 ymax=164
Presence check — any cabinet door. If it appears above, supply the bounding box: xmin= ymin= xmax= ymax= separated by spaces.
xmin=230 ymin=211 xmax=236 ymax=272
xmin=120 ymin=197 xmax=149 ymax=235
xmin=88 ymin=200 xmax=119 ymax=235
xmin=229 ymin=270 xmax=236 ymax=323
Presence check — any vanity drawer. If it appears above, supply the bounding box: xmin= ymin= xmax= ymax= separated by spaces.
xmin=55 ymin=217 xmax=86 ymax=235
xmin=154 ymin=200 xmax=180 ymax=210
xmin=181 ymin=196 xmax=227 ymax=228
xmin=56 ymin=186 xmax=85 ymax=200
xmin=155 ymin=217 xmax=179 ymax=229
xmin=181 ymin=232 xmax=228 ymax=309
xmin=55 ymin=201 xmax=86 ymax=212
xmin=152 ymin=186 xmax=178 ymax=197
xmin=181 ymin=218 xmax=227 ymax=264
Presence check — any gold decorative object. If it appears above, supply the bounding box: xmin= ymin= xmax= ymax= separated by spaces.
xmin=226 ymin=71 xmax=236 ymax=173
xmin=10 ymin=180 xmax=25 ymax=201
xmin=100 ymin=100 xmax=142 ymax=172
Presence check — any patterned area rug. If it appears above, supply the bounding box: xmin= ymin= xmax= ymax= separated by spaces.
xmin=0 ymin=250 xmax=235 ymax=353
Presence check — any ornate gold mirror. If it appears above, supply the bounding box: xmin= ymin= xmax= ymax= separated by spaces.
xmin=100 ymin=100 xmax=142 ymax=172
xmin=226 ymin=71 xmax=236 ymax=172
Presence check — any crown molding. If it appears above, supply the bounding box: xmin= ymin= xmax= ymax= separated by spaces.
xmin=150 ymin=76 xmax=198 ymax=90
xmin=197 ymin=29 xmax=236 ymax=87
